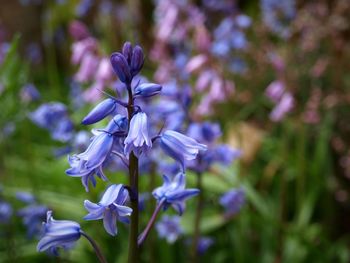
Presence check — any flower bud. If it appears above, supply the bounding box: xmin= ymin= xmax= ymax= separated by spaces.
xmin=122 ymin=42 xmax=133 ymax=65
xmin=110 ymin=52 xmax=132 ymax=83
xmin=134 ymin=83 xmax=162 ymax=98
xmin=130 ymin=45 xmax=144 ymax=76
xmin=81 ymin=98 xmax=116 ymax=125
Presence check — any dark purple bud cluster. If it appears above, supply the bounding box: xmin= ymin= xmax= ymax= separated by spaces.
xmin=110 ymin=42 xmax=144 ymax=84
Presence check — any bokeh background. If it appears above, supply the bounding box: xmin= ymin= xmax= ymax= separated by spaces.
xmin=0 ymin=0 xmax=350 ymax=262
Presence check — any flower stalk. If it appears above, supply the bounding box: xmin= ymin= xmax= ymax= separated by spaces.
xmin=127 ymin=81 xmax=140 ymax=263
xmin=81 ymin=231 xmax=108 ymax=263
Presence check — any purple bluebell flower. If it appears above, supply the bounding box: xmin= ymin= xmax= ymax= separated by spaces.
xmin=235 ymin=14 xmax=252 ymax=28
xmin=270 ymin=92 xmax=294 ymax=122
xmin=84 ymin=184 xmax=132 ymax=236
xmin=219 ymin=188 xmax=245 ymax=216
xmin=197 ymin=237 xmax=214 ymax=255
xmin=124 ymin=112 xmax=152 ymax=157
xmin=134 ymin=83 xmax=162 ymax=98
xmin=153 ymin=173 xmax=199 ymax=215
xmin=110 ymin=52 xmax=132 ymax=84
xmin=75 ymin=0 xmax=93 ymax=17
xmin=103 ymin=114 xmax=128 ymax=135
xmin=82 ymin=98 xmax=117 ymax=125
xmin=160 ymin=130 xmax=207 ymax=171
xmin=130 ymin=45 xmax=144 ymax=76
xmin=265 ymin=80 xmax=285 ymax=103
xmin=187 ymin=122 xmax=221 ymax=144
xmin=18 ymin=204 xmax=48 ymax=238
xmin=37 ymin=211 xmax=81 ymax=255
xmin=16 ymin=192 xmax=36 ymax=204
xmin=0 ymin=202 xmax=12 ymax=223
xmin=29 ymin=102 xmax=74 ymax=142
xmin=20 ymin=83 xmax=41 ymax=103
xmin=66 ymin=132 xmax=114 ymax=191
xmin=156 ymin=215 xmax=183 ymax=243
xmin=122 ymin=42 xmax=133 ymax=64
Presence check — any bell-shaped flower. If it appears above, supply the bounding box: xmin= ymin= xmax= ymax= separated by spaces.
xmin=37 ymin=211 xmax=81 ymax=255
xmin=124 ymin=112 xmax=152 ymax=157
xmin=153 ymin=173 xmax=199 ymax=215
xmin=66 ymin=132 xmax=113 ymax=191
xmin=110 ymin=52 xmax=131 ymax=84
xmin=84 ymin=184 xmax=132 ymax=236
xmin=81 ymin=98 xmax=117 ymax=125
xmin=160 ymin=130 xmax=207 ymax=171
xmin=156 ymin=215 xmax=183 ymax=244
xmin=219 ymin=188 xmax=245 ymax=216
xmin=134 ymin=83 xmax=162 ymax=98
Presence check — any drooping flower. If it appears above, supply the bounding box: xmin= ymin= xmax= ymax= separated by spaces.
xmin=66 ymin=132 xmax=114 ymax=191
xmin=134 ymin=83 xmax=162 ymax=98
xmin=124 ymin=112 xmax=152 ymax=157
xmin=270 ymin=92 xmax=294 ymax=122
xmin=187 ymin=122 xmax=222 ymax=144
xmin=160 ymin=130 xmax=207 ymax=171
xmin=84 ymin=184 xmax=132 ymax=236
xmin=153 ymin=173 xmax=199 ymax=215
xmin=37 ymin=211 xmax=81 ymax=255
xmin=81 ymin=98 xmax=117 ymax=125
xmin=197 ymin=237 xmax=214 ymax=255
xmin=219 ymin=188 xmax=245 ymax=216
xmin=156 ymin=215 xmax=183 ymax=243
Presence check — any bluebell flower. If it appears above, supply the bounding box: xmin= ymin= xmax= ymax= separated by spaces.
xmin=37 ymin=211 xmax=81 ymax=255
xmin=219 ymin=188 xmax=245 ymax=215
xmin=122 ymin=42 xmax=133 ymax=64
xmin=29 ymin=102 xmax=74 ymax=142
xmin=103 ymin=114 xmax=128 ymax=135
xmin=134 ymin=83 xmax=162 ymax=98
xmin=124 ymin=112 xmax=152 ymax=157
xmin=75 ymin=0 xmax=93 ymax=17
xmin=81 ymin=98 xmax=117 ymax=125
xmin=84 ymin=184 xmax=132 ymax=236
xmin=153 ymin=173 xmax=199 ymax=215
xmin=66 ymin=132 xmax=114 ymax=191
xmin=160 ymin=130 xmax=207 ymax=171
xmin=16 ymin=191 xmax=36 ymax=204
xmin=156 ymin=215 xmax=183 ymax=243
xmin=0 ymin=202 xmax=12 ymax=223
xmin=18 ymin=204 xmax=48 ymax=238
xmin=130 ymin=45 xmax=144 ymax=77
xmin=203 ymin=145 xmax=242 ymax=166
xmin=20 ymin=83 xmax=41 ymax=103
xmin=110 ymin=52 xmax=132 ymax=84
xmin=197 ymin=237 xmax=214 ymax=255
xmin=187 ymin=122 xmax=221 ymax=144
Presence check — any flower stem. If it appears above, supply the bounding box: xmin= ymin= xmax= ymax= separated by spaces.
xmin=127 ymin=82 xmax=140 ymax=263
xmin=81 ymin=231 xmax=108 ymax=263
xmin=191 ymin=171 xmax=203 ymax=262
xmin=138 ymin=199 xmax=165 ymax=246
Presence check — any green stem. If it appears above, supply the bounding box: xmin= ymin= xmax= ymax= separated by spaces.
xmin=191 ymin=171 xmax=203 ymax=263
xmin=81 ymin=232 xmax=108 ymax=263
xmin=127 ymin=82 xmax=140 ymax=263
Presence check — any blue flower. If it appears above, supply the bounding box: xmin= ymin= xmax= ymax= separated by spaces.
xmin=66 ymin=132 xmax=114 ymax=191
xmin=187 ymin=122 xmax=222 ymax=144
xmin=156 ymin=215 xmax=183 ymax=243
xmin=16 ymin=191 xmax=36 ymax=204
xmin=37 ymin=211 xmax=81 ymax=255
xmin=160 ymin=130 xmax=207 ymax=171
xmin=134 ymin=83 xmax=162 ymax=98
xmin=197 ymin=237 xmax=214 ymax=255
xmin=84 ymin=184 xmax=132 ymax=236
xmin=0 ymin=202 xmax=12 ymax=223
xmin=124 ymin=112 xmax=152 ymax=157
xmin=81 ymin=98 xmax=117 ymax=125
xmin=110 ymin=52 xmax=132 ymax=84
xmin=29 ymin=102 xmax=74 ymax=142
xmin=18 ymin=204 xmax=48 ymax=238
xmin=219 ymin=188 xmax=245 ymax=215
xmin=153 ymin=173 xmax=199 ymax=215
xmin=130 ymin=45 xmax=144 ymax=77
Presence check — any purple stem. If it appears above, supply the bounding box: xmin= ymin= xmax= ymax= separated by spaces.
xmin=137 ymin=199 xmax=165 ymax=246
